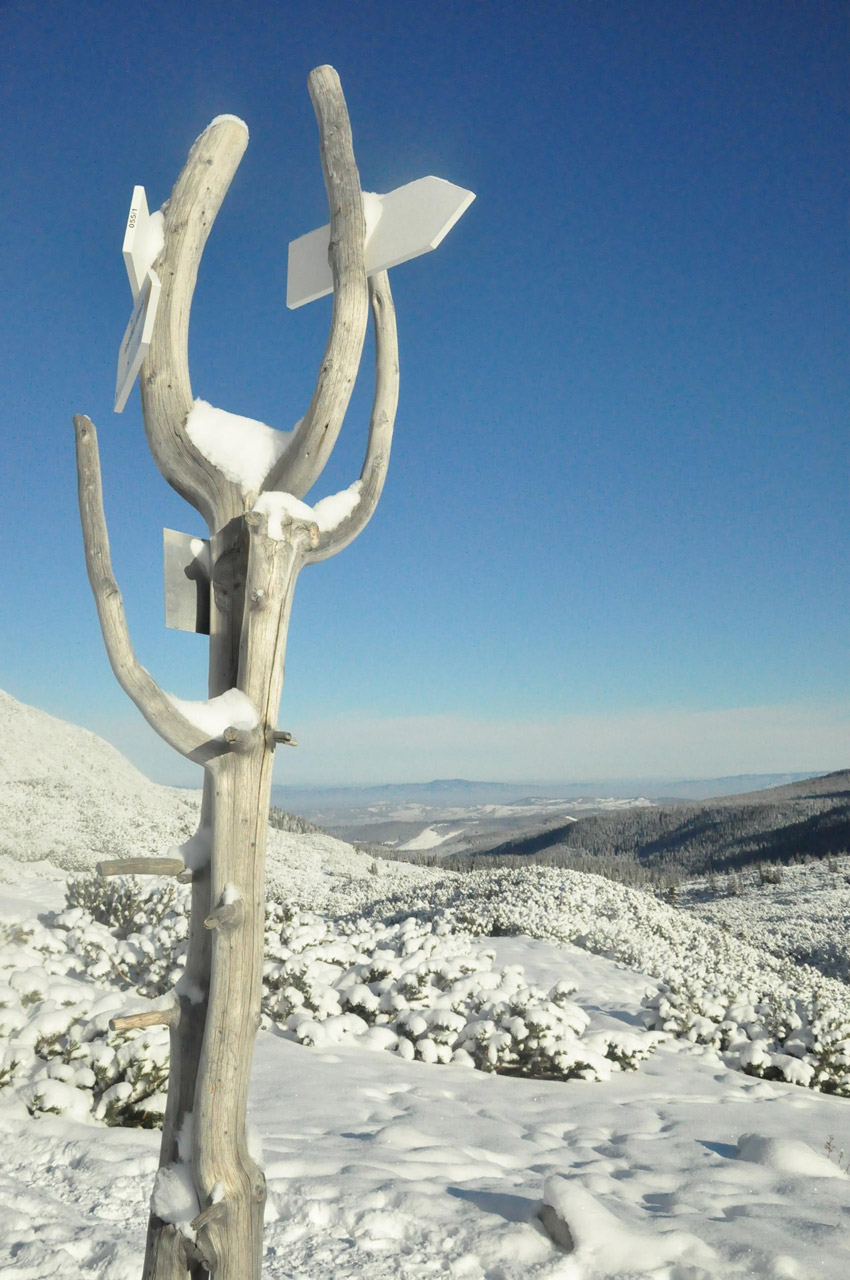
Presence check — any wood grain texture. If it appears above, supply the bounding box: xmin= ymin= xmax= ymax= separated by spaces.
xmin=74 ymin=416 xmax=249 ymax=766
xmin=111 ymin=1004 xmax=179 ymax=1032
xmin=97 ymin=858 xmax=187 ymax=878
xmin=191 ymin=516 xmax=312 ymax=1277
xmin=139 ymin=118 xmax=249 ymax=528
xmin=307 ymin=270 xmax=399 ymax=564
xmin=264 ymin=65 xmax=369 ymax=499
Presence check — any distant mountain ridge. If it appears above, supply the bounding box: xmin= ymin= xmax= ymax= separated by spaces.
xmin=271 ymin=772 xmax=818 ymax=816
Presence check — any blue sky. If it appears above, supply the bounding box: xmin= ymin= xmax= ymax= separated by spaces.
xmin=1 ymin=0 xmax=847 ymax=786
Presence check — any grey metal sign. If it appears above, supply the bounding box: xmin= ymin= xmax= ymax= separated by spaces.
xmin=163 ymin=528 xmax=210 ymax=634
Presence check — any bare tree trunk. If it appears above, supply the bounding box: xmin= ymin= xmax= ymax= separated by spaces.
xmin=76 ymin=65 xmax=399 ymax=1279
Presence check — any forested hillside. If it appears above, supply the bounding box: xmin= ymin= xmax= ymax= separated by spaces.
xmin=437 ymin=770 xmax=850 ymax=877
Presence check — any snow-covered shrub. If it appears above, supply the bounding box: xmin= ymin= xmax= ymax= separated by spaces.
xmin=0 ymin=907 xmax=170 ymax=1126
xmin=53 ymin=878 xmax=189 ymax=997
xmin=0 ymin=876 xmax=659 ymax=1127
xmin=346 ymin=866 xmax=850 ymax=1097
xmin=262 ymin=907 xmax=656 ymax=1080
xmin=680 ymin=858 xmax=850 ymax=984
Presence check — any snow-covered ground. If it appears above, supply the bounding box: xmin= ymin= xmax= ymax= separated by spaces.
xmin=398 ymin=825 xmax=464 ymax=851
xmin=2 ymin=690 xmax=850 ymax=1277
xmin=3 ymin=901 xmax=850 ymax=1279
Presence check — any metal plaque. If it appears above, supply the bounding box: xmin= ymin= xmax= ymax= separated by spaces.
xmin=163 ymin=528 xmax=211 ymax=634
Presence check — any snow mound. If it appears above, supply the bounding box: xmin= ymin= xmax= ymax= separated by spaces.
xmin=736 ymin=1133 xmax=847 ymax=1178
xmin=541 ymin=1176 xmax=716 ymax=1273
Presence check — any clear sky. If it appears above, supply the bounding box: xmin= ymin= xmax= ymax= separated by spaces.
xmin=1 ymin=0 xmax=847 ymax=787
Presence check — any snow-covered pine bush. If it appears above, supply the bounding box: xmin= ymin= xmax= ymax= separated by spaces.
xmin=261 ymin=905 xmax=655 ymax=1079
xmin=54 ymin=877 xmax=189 ymax=997
xmin=347 ymin=866 xmax=850 ymax=1096
xmin=0 ymin=908 xmax=170 ymax=1126
xmin=9 ymin=861 xmax=850 ymax=1125
xmin=0 ymin=876 xmax=659 ymax=1125
xmin=680 ymin=857 xmax=850 ymax=984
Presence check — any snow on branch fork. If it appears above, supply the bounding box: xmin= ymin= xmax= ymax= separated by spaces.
xmin=73 ymin=60 xmax=471 ymax=1280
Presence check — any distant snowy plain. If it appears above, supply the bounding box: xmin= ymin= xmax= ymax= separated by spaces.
xmin=1 ymin=690 xmax=849 ymax=1278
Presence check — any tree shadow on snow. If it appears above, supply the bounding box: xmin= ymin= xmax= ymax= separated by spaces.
xmin=447 ymin=1187 xmax=540 ymax=1224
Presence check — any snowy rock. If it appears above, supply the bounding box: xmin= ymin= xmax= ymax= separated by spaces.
xmin=540 ymin=1176 xmax=716 ymax=1271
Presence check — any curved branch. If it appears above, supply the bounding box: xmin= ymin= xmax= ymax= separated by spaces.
xmin=74 ymin=415 xmax=252 ymax=763
xmin=139 ymin=116 xmax=249 ymax=528
xmin=306 ymin=271 xmax=399 ymax=564
xmin=263 ymin=65 xmax=369 ymax=499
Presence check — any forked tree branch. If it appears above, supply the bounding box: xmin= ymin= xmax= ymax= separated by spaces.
xmin=139 ymin=116 xmax=250 ymax=528
xmin=306 ymin=270 xmax=399 ymax=564
xmin=74 ymin=415 xmax=257 ymax=763
xmin=263 ymin=64 xmax=370 ymax=499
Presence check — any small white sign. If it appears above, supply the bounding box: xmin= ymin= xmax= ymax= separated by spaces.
xmin=115 ymin=269 xmax=161 ymax=413
xmin=287 ymin=176 xmax=475 ymax=309
xmin=122 ymin=186 xmax=163 ymax=300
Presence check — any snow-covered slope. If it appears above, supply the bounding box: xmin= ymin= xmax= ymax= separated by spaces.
xmin=0 ymin=690 xmax=200 ymax=874
xmin=0 ymin=689 xmax=434 ymax=901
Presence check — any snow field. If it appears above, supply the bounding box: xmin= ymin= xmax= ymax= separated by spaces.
xmin=5 ymin=931 xmax=850 ymax=1278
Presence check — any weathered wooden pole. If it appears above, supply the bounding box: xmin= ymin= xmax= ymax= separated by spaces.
xmin=75 ymin=65 xmax=399 ymax=1279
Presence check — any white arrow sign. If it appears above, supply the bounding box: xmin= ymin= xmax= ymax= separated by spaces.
xmin=122 ymin=186 xmax=164 ymax=300
xmin=115 ymin=185 xmax=164 ymax=412
xmin=287 ymin=176 xmax=475 ymax=309
xmin=115 ymin=268 xmax=161 ymax=412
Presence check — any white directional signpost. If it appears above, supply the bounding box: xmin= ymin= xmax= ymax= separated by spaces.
xmin=114 ymin=186 xmax=163 ymax=411
xmin=80 ymin=71 xmax=475 ymax=1278
xmin=163 ymin=173 xmax=475 ymax=633
xmin=122 ymin=185 xmax=164 ymax=299
xmin=114 ymin=267 xmax=161 ymax=412
xmin=287 ymin=175 xmax=475 ymax=308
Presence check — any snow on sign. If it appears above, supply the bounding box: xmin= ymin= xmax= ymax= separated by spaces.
xmin=114 ymin=268 xmax=161 ymax=413
xmin=287 ymin=176 xmax=475 ymax=309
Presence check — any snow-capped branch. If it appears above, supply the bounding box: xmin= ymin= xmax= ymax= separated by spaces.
xmin=263 ymin=64 xmax=370 ymax=499
xmin=306 ymin=269 xmax=399 ymax=564
xmin=74 ymin=416 xmax=257 ymax=764
xmin=138 ymin=115 xmax=249 ymax=528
